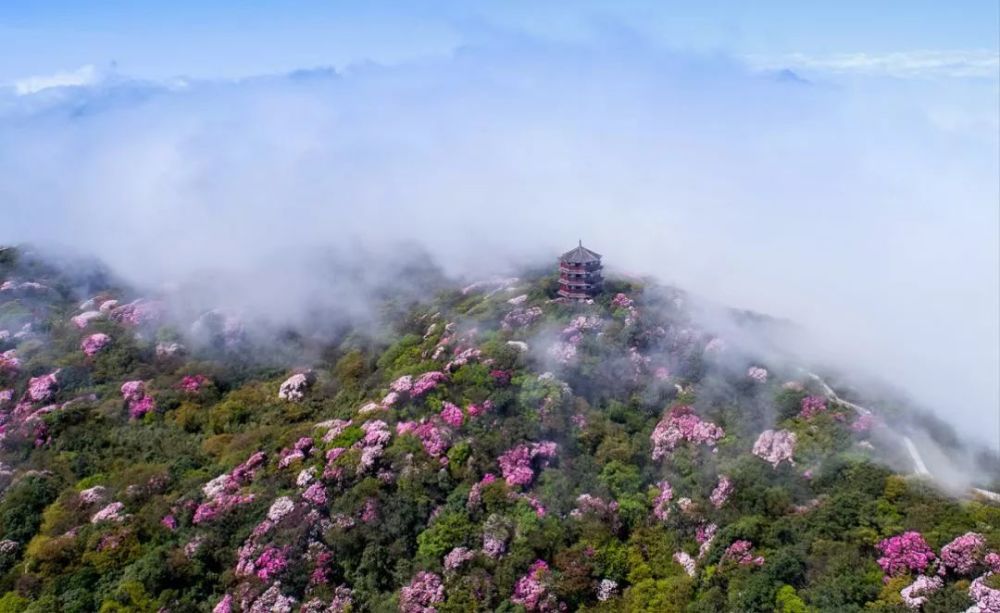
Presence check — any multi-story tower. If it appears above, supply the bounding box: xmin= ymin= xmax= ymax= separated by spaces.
xmin=558 ymin=241 xmax=603 ymax=300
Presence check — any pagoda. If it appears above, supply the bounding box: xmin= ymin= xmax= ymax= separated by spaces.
xmin=558 ymin=241 xmax=603 ymax=300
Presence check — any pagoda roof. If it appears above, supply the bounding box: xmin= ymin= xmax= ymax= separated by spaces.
xmin=560 ymin=241 xmax=602 ymax=264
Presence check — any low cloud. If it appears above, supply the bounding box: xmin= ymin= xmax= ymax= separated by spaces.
xmin=0 ymin=33 xmax=996 ymax=448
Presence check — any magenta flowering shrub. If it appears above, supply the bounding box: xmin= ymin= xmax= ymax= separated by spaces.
xmin=254 ymin=545 xmax=289 ymax=581
xmin=91 ymin=501 xmax=126 ymax=524
xmin=411 ymin=371 xmax=447 ymax=397
xmin=752 ymin=429 xmax=796 ymax=467
xmin=710 ymin=475 xmax=733 ymax=509
xmin=697 ymin=523 xmax=718 ymax=559
xmin=570 ymin=494 xmax=619 ymax=522
xmin=674 ymin=551 xmax=696 ymax=577
xmin=302 ymin=482 xmax=327 ymax=506
xmin=969 ymin=573 xmax=1000 ymax=612
xmin=467 ymin=473 xmax=497 ymax=509
xmin=799 ymin=395 xmax=827 ymax=419
xmin=723 ymin=540 xmax=765 ymax=567
xmin=899 ymin=574 xmax=943 ymax=609
xmin=71 ymin=310 xmax=102 ymax=329
xmin=178 ymin=374 xmax=211 ymax=393
xmin=439 ymin=402 xmax=463 ymax=427
xmin=28 ymin=371 xmax=59 ymax=402
xmin=120 ymin=380 xmax=156 ymax=419
xmin=876 ymin=532 xmax=937 ymax=578
xmin=611 ymin=293 xmax=634 ymax=309
xmin=278 ymin=373 xmax=312 ymax=401
xmin=512 ymin=560 xmax=560 ymax=611
xmin=0 ymin=350 xmax=18 ymax=374
xmin=939 ymin=531 xmax=986 ymax=575
xmin=747 ymin=366 xmax=768 ymax=383
xmin=399 ymin=571 xmax=444 ymax=613
xmin=80 ymin=333 xmax=111 ymax=356
xmin=652 ymin=481 xmax=673 ymax=521
xmin=498 ymin=441 xmax=557 ymax=487
xmin=108 ymin=299 xmax=162 ymax=326
xmin=851 ymin=412 xmax=876 ymax=432
xmin=650 ymin=405 xmax=724 ymax=459
xmin=501 ymin=306 xmax=543 ymax=330
xmin=444 ymin=547 xmax=475 ymax=571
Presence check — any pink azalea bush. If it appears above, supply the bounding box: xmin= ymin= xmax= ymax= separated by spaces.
xmin=752 ymin=429 xmax=796 ymax=467
xmin=439 ymin=402 xmax=463 ymax=427
xmin=876 ymin=532 xmax=937 ymax=579
xmin=899 ymin=575 xmax=943 ymax=609
xmin=80 ymin=333 xmax=111 ymax=356
xmin=71 ymin=310 xmax=102 ymax=329
xmin=91 ymin=501 xmax=125 ymax=524
xmin=747 ymin=366 xmax=768 ymax=383
xmin=969 ymin=572 xmax=1000 ymax=612
xmin=399 ymin=571 xmax=444 ymax=613
xmin=674 ymin=551 xmax=696 ymax=577
xmin=28 ymin=372 xmax=59 ymax=402
xmin=178 ymin=374 xmax=211 ymax=392
xmin=799 ymin=395 xmax=827 ymax=419
xmin=851 ymin=412 xmax=876 ymax=433
xmin=278 ymin=373 xmax=311 ymax=401
xmin=498 ymin=441 xmax=557 ymax=487
xmin=650 ymin=405 xmax=724 ymax=459
xmin=652 ymin=481 xmax=673 ymax=521
xmin=697 ymin=523 xmax=718 ymax=559
xmin=512 ymin=560 xmax=559 ymax=611
xmin=443 ymin=547 xmax=475 ymax=571
xmin=710 ymin=475 xmax=733 ymax=509
xmin=0 ymin=350 xmax=18 ymax=374
xmin=939 ymin=532 xmax=987 ymax=575
xmin=723 ymin=540 xmax=765 ymax=566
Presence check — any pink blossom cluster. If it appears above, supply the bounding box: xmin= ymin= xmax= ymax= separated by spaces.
xmin=465 ymin=400 xmax=492 ymax=418
xmin=254 ymin=545 xmax=289 ymax=581
xmin=278 ymin=437 xmax=314 ymax=468
xmin=160 ymin=514 xmax=177 ymax=530
xmin=444 ymin=347 xmax=481 ymax=372
xmin=697 ymin=523 xmax=717 ymax=559
xmin=752 ymin=429 xmax=797 ymax=467
xmin=611 ymin=293 xmax=634 ymax=309
xmin=596 ymin=578 xmax=618 ymax=601
xmin=501 ymin=306 xmax=543 ymax=330
xmin=498 ymin=441 xmax=558 ymax=487
xmin=799 ymin=395 xmax=827 ymax=420
xmin=0 ymin=350 xmax=18 ymax=374
xmin=399 ymin=571 xmax=444 ymax=613
xmin=444 ymin=546 xmax=476 ymax=571
xmin=439 ymin=402 xmax=463 ymax=427
xmin=900 ymin=575 xmax=943 ymax=609
xmin=354 ymin=420 xmax=391 ymax=473
xmin=412 ymin=371 xmax=447 ymax=397
xmin=851 ymin=412 xmax=875 ymax=433
xmin=121 ymin=380 xmax=155 ymax=419
xmin=411 ymin=421 xmax=450 ymax=459
xmin=512 ymin=560 xmax=559 ymax=611
xmin=71 ymin=310 xmax=103 ymax=329
xmin=319 ymin=418 xmax=353 ymax=443
xmin=940 ymin=532 xmax=987 ymax=575
xmin=91 ymin=501 xmax=126 ymax=524
xmin=178 ymin=374 xmax=211 ymax=393
xmin=969 ymin=572 xmax=1000 ymax=612
xmin=243 ymin=583 xmax=297 ymax=613
xmin=570 ymin=494 xmax=619 ymax=520
xmin=28 ymin=372 xmax=59 ymax=402
xmin=876 ymin=532 xmax=937 ymax=578
xmin=673 ymin=551 xmax=696 ymax=577
xmin=652 ymin=481 xmax=673 ymax=521
xmin=0 ymin=389 xmax=11 ymax=409
xmin=81 ymin=333 xmax=111 ymax=356
xmin=747 ymin=366 xmax=768 ymax=383
xmin=278 ymin=373 xmax=312 ymax=401
xmin=79 ymin=485 xmax=107 ymax=504
xmin=650 ymin=406 xmax=725 ymax=460
xmin=710 ymin=475 xmax=733 ymax=509
xmin=490 ymin=369 xmax=512 ymax=386
xmin=482 ymin=514 xmax=510 ymax=558
xmin=212 ymin=594 xmax=233 ymax=613
xmin=193 ymin=492 xmax=255 ymax=524
xmin=723 ymin=540 xmax=765 ymax=566
xmin=563 ymin=315 xmax=602 ymax=335
xmin=467 ymin=473 xmax=497 ymax=508
xmin=267 ymin=496 xmax=295 ymax=522
xmin=109 ymin=299 xmax=162 ymax=326
xmin=302 ymin=482 xmax=327 ymax=506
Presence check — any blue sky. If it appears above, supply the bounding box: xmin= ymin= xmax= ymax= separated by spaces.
xmin=1 ymin=1 xmax=997 ymax=83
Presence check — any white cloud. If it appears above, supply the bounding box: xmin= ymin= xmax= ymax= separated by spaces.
xmin=13 ymin=64 xmax=100 ymax=95
xmin=746 ymin=49 xmax=1000 ymax=79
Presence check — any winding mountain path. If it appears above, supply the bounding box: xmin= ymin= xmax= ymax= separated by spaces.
xmin=804 ymin=371 xmax=998 ymax=501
